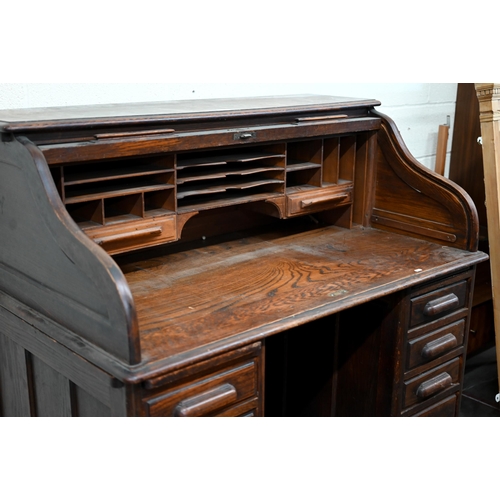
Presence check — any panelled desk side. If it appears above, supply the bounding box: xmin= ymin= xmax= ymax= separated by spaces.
xmin=0 ymin=95 xmax=487 ymax=417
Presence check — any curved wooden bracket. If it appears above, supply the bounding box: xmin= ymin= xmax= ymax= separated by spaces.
xmin=176 ymin=212 xmax=200 ymax=240
xmin=264 ymin=197 xmax=286 ymax=219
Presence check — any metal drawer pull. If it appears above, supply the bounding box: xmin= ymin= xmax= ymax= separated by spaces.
xmin=234 ymin=132 xmax=256 ymax=140
xmin=416 ymin=373 xmax=453 ymax=399
xmin=94 ymin=226 xmax=163 ymax=246
xmin=301 ymin=194 xmax=348 ymax=208
xmin=421 ymin=333 xmax=458 ymax=360
xmin=173 ymin=383 xmax=238 ymax=417
xmin=423 ymin=293 xmax=459 ymax=317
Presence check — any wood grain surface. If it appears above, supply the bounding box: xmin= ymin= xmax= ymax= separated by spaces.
xmin=121 ymin=225 xmax=486 ymax=364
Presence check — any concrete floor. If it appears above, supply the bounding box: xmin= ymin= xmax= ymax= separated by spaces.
xmin=460 ymin=346 xmax=500 ymax=417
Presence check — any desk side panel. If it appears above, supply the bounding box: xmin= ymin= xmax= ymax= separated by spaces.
xmin=0 ymin=136 xmax=139 ymax=364
xmin=0 ymin=304 xmax=126 ymax=417
xmin=372 ymin=111 xmax=480 ymax=252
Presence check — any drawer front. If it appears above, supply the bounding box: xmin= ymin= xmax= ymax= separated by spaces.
xmin=404 ymin=358 xmax=461 ymax=409
xmin=412 ymin=394 xmax=458 ymax=417
xmin=409 ymin=280 xmax=468 ymax=328
xmin=214 ymin=398 xmax=259 ymax=417
xmin=406 ymin=319 xmax=465 ymax=371
xmin=286 ymin=184 xmax=352 ymax=217
xmin=84 ymin=215 xmax=177 ymax=255
xmin=146 ymin=360 xmax=258 ymax=417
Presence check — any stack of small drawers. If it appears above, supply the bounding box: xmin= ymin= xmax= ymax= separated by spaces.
xmin=402 ymin=271 xmax=474 ymax=416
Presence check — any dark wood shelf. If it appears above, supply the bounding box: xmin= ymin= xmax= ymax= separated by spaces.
xmin=64 ymin=165 xmax=174 ymax=186
xmin=177 ymin=178 xmax=284 ymax=200
xmin=286 ymin=162 xmax=322 ymax=172
xmin=177 ymin=151 xmax=286 ymax=170
xmin=65 ymin=183 xmax=174 ymax=204
xmin=177 ymin=192 xmax=283 ymax=213
xmin=177 ymin=166 xmax=284 ymax=184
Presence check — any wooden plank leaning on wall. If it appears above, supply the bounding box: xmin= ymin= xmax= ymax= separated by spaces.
xmin=475 ymin=83 xmax=500 ymax=402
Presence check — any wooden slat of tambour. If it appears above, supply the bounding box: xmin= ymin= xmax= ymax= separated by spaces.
xmin=123 ymin=225 xmax=485 ymax=365
xmin=0 ymin=333 xmax=32 ymax=416
xmin=30 ymin=354 xmax=72 ymax=417
xmin=476 ymin=83 xmax=500 ymax=397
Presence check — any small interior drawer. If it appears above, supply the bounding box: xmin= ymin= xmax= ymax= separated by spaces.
xmin=409 ymin=280 xmax=468 ymax=328
xmin=145 ymin=359 xmax=258 ymax=417
xmin=286 ymin=184 xmax=352 ymax=217
xmin=403 ymin=358 xmax=460 ymax=409
xmin=406 ymin=319 xmax=465 ymax=371
xmin=84 ymin=215 xmax=177 ymax=255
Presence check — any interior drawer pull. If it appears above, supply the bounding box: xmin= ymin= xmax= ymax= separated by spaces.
xmin=416 ymin=373 xmax=453 ymax=400
xmin=421 ymin=333 xmax=458 ymax=360
xmin=173 ymin=383 xmax=238 ymax=417
xmin=423 ymin=293 xmax=459 ymax=317
xmin=301 ymin=194 xmax=348 ymax=208
xmin=94 ymin=226 xmax=163 ymax=246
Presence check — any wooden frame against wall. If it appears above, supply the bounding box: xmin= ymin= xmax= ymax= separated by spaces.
xmin=475 ymin=83 xmax=500 ymax=400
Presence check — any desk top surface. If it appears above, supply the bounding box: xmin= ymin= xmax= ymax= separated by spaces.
xmin=0 ymin=95 xmax=381 ymax=132
xmin=119 ymin=224 xmax=487 ymax=376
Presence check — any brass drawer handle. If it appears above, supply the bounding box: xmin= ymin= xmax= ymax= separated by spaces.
xmin=423 ymin=293 xmax=459 ymax=317
xmin=173 ymin=383 xmax=238 ymax=417
xmin=94 ymin=226 xmax=163 ymax=246
xmin=416 ymin=373 xmax=453 ymax=400
xmin=300 ymin=194 xmax=348 ymax=209
xmin=421 ymin=333 xmax=458 ymax=360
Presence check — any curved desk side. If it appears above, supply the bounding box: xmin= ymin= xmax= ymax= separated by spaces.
xmin=372 ymin=110 xmax=479 ymax=253
xmin=0 ymin=135 xmax=139 ymax=365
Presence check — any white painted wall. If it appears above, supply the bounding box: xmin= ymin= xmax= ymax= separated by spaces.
xmin=0 ymin=83 xmax=457 ymax=175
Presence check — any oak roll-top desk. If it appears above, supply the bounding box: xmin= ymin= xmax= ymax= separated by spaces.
xmin=0 ymin=95 xmax=487 ymax=417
